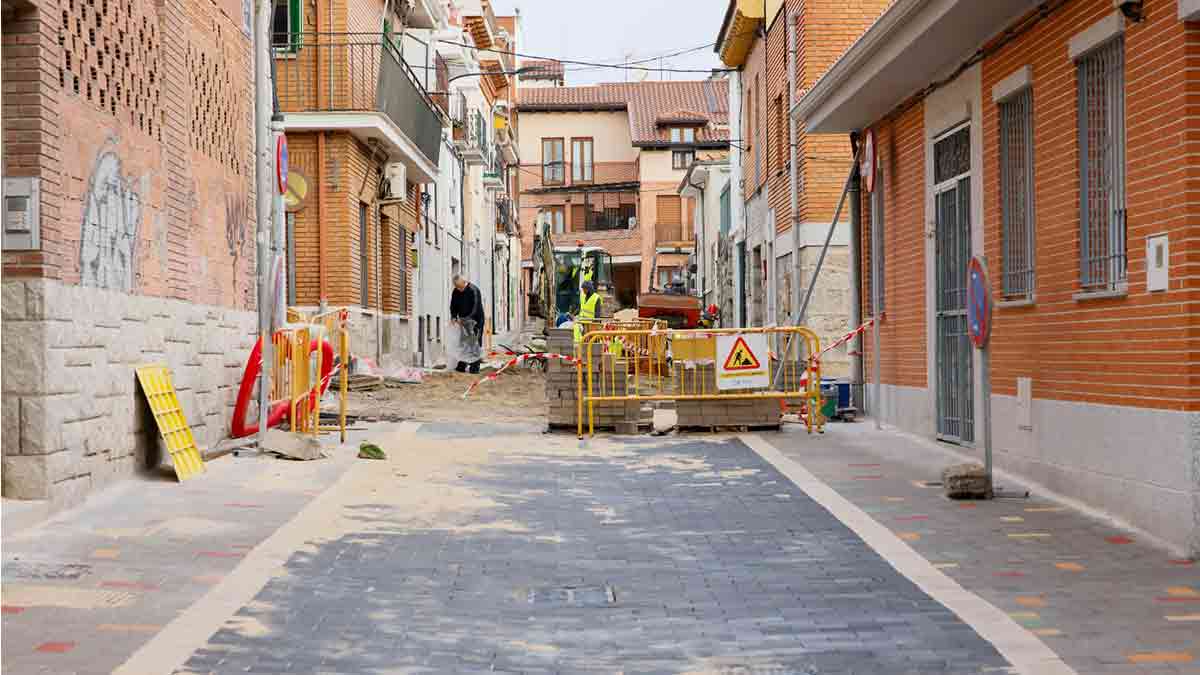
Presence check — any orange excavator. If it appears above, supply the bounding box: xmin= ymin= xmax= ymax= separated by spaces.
xmin=637 ymin=246 xmax=718 ymax=329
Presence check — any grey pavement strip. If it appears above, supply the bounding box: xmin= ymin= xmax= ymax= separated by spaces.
xmin=111 ymin=422 xmax=424 ymax=675
xmin=740 ymin=434 xmax=1076 ymax=675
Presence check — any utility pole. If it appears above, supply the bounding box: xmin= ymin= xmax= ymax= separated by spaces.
xmin=254 ymin=0 xmax=275 ymax=451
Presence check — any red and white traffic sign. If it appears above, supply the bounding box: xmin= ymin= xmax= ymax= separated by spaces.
xmin=276 ymin=136 xmax=289 ymax=195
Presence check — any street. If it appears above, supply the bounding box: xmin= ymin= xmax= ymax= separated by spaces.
xmin=3 ymin=420 xmax=1195 ymax=674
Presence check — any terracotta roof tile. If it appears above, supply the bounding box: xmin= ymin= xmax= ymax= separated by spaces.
xmin=521 ymin=59 xmax=565 ymax=81
xmin=517 ymin=79 xmax=730 ymax=146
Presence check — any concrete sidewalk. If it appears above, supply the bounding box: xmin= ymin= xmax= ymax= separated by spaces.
xmin=1 ymin=425 xmax=387 ymax=675
xmin=766 ymin=422 xmax=1199 ymax=674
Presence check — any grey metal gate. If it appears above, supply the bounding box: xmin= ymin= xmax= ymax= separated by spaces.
xmin=934 ymin=125 xmax=974 ymax=444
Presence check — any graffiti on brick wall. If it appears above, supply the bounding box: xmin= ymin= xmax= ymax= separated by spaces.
xmin=80 ymin=148 xmax=142 ymax=292
xmin=224 ymin=191 xmax=250 ymax=292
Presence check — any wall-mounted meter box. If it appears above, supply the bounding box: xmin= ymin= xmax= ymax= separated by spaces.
xmin=1146 ymin=233 xmax=1169 ymax=292
xmin=3 ymin=177 xmax=41 ymax=251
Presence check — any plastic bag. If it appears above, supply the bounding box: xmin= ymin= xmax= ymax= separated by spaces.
xmin=447 ymin=319 xmax=482 ymax=366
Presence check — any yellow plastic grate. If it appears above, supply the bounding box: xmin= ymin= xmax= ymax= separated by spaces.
xmin=135 ymin=365 xmax=206 ymax=481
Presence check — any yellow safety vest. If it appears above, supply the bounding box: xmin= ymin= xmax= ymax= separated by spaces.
xmin=579 ymin=292 xmax=600 ymax=320
xmin=574 ymin=292 xmax=601 ymax=343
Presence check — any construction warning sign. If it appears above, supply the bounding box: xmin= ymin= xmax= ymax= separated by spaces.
xmin=716 ymin=334 xmax=769 ymax=390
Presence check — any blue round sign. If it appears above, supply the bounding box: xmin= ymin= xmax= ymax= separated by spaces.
xmin=966 ymin=257 xmax=991 ymax=349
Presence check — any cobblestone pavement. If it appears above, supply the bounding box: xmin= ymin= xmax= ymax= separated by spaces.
xmin=0 ymin=428 xmax=370 ymax=675
xmin=767 ymin=423 xmax=1199 ymax=675
xmin=169 ymin=424 xmax=1010 ymax=674
xmin=5 ymin=419 xmax=1192 ymax=674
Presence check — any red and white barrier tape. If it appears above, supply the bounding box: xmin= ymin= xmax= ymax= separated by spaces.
xmin=816 ymin=317 xmax=876 ymax=359
xmin=462 ymin=352 xmax=578 ymax=399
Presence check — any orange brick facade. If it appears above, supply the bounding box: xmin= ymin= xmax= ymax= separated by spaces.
xmin=860 ymin=0 xmax=1200 ymax=412
xmin=740 ymin=0 xmax=889 ymax=230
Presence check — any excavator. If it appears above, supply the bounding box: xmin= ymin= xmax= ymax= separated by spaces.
xmin=638 ymin=246 xmax=718 ymax=329
xmin=527 ymin=217 xmax=615 ymax=326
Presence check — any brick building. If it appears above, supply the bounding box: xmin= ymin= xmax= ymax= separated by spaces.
xmin=796 ymin=0 xmax=1200 ymax=554
xmin=1 ymin=0 xmax=258 ymax=500
xmin=714 ymin=0 xmax=890 ymax=377
xmin=274 ymin=0 xmax=446 ymax=366
xmin=516 ymin=79 xmax=730 ymax=310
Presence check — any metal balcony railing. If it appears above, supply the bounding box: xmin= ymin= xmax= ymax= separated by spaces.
xmin=274 ymin=32 xmax=443 ymax=165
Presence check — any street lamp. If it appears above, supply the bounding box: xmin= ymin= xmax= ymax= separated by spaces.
xmin=428 ymin=66 xmax=537 ymax=95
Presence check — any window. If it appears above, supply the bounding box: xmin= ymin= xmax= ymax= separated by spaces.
xmin=999 ymin=87 xmax=1035 ymax=297
xmin=398 ymin=229 xmax=409 ymax=315
xmin=544 ymin=205 xmax=565 ymax=234
xmin=658 ymin=267 xmax=679 ymax=288
xmin=571 ymin=138 xmax=593 ymax=183
xmin=542 ymin=138 xmax=564 ymax=184
xmin=359 ymin=202 xmax=370 ymax=308
xmin=271 ymin=0 xmax=302 ymax=52
xmin=669 ymin=127 xmax=695 ymax=144
xmin=1077 ymin=38 xmax=1126 ymax=290
xmin=672 ymin=150 xmax=694 ymax=170
xmin=656 ymin=194 xmax=682 ymax=242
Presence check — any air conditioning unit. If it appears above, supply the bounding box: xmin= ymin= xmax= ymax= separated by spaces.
xmin=383 ymin=162 xmax=407 ymax=199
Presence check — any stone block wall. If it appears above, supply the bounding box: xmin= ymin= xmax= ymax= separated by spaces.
xmin=2 ymin=278 xmax=255 ymax=502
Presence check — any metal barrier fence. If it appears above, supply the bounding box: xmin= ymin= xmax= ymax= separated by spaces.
xmin=576 ymin=326 xmax=823 ymax=437
xmin=274 ymin=308 xmax=350 ymax=443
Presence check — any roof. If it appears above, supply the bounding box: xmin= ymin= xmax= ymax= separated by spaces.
xmin=517 ymin=79 xmax=730 ymax=147
xmin=656 ymin=109 xmax=709 ymax=125
xmin=521 ymin=59 xmax=564 ymax=82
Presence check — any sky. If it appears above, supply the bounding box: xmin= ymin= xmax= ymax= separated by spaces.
xmin=489 ymin=0 xmax=728 ymax=86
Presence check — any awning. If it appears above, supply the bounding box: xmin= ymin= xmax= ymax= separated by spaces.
xmin=793 ymin=0 xmax=1040 ymax=134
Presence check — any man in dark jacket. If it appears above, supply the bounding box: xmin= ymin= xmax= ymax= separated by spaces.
xmin=450 ymin=275 xmax=486 ymax=373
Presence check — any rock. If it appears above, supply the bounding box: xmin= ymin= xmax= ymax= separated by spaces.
xmin=942 ymin=463 xmax=992 ymax=500
xmin=262 ymin=429 xmax=324 ymax=461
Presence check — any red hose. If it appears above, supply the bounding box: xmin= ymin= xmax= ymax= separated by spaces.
xmin=231 ymin=335 xmax=335 ymax=438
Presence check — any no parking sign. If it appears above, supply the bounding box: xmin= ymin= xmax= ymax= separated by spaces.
xmin=966 ymin=257 xmax=991 ymax=349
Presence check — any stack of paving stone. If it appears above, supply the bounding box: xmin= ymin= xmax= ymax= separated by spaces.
xmin=673 ymin=362 xmax=782 ymax=430
xmin=545 ymin=328 xmax=648 ymax=431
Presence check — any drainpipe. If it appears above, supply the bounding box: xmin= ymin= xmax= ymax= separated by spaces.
xmin=687 ymin=167 xmax=707 ymax=299
xmin=787 ymin=9 xmax=800 ymax=325
xmin=848 ymin=132 xmax=864 ymax=411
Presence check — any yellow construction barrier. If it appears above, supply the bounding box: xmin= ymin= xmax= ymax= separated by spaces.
xmin=576 ymin=326 xmax=823 ymax=437
xmin=273 ymin=308 xmax=350 ymax=443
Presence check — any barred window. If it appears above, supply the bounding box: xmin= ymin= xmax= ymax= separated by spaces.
xmin=1077 ymin=38 xmax=1126 ymax=290
xmin=999 ymin=87 xmax=1035 ymax=297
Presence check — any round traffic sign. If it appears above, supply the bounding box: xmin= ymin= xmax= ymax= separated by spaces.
xmin=966 ymin=256 xmax=992 ymax=349
xmin=861 ymin=129 xmax=876 ymax=193
xmin=276 ymin=135 xmax=289 ymax=195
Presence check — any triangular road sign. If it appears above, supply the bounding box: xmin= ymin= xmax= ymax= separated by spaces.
xmin=722 ymin=336 xmax=761 ymax=371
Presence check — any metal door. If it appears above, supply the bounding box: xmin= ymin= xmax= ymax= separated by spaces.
xmin=934 ymin=125 xmax=974 ymax=443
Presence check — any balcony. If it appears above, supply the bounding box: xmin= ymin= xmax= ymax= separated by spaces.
xmin=451 ymin=96 xmax=488 ymax=165
xmin=496 ymin=196 xmax=516 ymax=236
xmin=275 ymin=33 xmax=443 ymax=181
xmin=482 ymin=152 xmax=504 ymax=190
xmin=655 ymin=221 xmax=692 ymax=245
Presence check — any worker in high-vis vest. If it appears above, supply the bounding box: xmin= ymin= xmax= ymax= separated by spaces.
xmin=573 ymin=280 xmax=601 ymax=343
